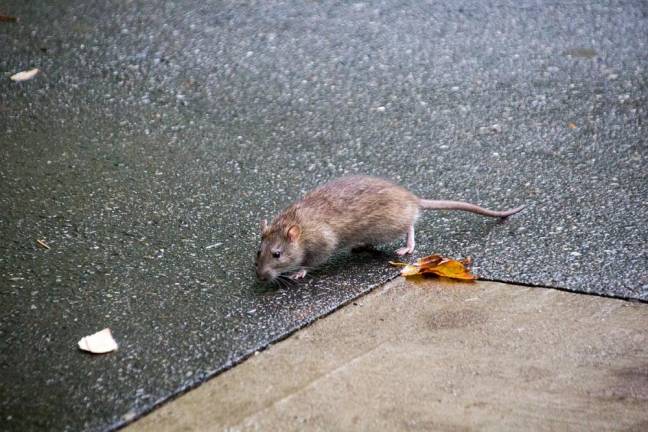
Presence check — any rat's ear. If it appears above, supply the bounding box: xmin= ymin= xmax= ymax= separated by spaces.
xmin=286 ymin=225 xmax=301 ymax=243
xmin=260 ymin=219 xmax=268 ymax=233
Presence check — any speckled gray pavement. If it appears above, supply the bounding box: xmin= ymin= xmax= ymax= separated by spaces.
xmin=0 ymin=1 xmax=646 ymax=431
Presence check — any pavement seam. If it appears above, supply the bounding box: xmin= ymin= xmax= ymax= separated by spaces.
xmin=225 ymin=342 xmax=388 ymax=430
xmin=116 ymin=275 xmax=643 ymax=430
xmin=482 ymin=277 xmax=648 ymax=304
xmin=114 ymin=279 xmax=395 ymax=431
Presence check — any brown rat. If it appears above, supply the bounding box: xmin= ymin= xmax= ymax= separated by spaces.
xmin=255 ymin=175 xmax=524 ymax=282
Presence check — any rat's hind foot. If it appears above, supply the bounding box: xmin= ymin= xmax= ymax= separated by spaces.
xmin=289 ymin=269 xmax=307 ymax=280
xmin=395 ymin=224 xmax=416 ymax=256
xmin=395 ymin=246 xmax=414 ymax=256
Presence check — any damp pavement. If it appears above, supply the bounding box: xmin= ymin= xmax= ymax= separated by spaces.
xmin=0 ymin=1 xmax=646 ymax=431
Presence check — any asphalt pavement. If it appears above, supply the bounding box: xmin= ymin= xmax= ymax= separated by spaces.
xmin=1 ymin=1 xmax=646 ymax=431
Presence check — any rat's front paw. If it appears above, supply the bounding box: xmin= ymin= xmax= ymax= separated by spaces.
xmin=289 ymin=269 xmax=307 ymax=280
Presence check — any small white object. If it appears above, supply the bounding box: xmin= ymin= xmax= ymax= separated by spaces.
xmin=10 ymin=68 xmax=40 ymax=82
xmin=78 ymin=328 xmax=118 ymax=354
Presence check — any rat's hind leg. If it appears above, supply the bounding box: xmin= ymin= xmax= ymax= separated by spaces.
xmin=395 ymin=225 xmax=415 ymax=255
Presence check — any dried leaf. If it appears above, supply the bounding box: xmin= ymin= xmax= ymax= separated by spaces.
xmin=567 ymin=122 xmax=577 ymax=129
xmin=400 ymin=264 xmax=421 ymax=277
xmin=78 ymin=328 xmax=118 ymax=354
xmin=0 ymin=15 xmax=18 ymax=22
xmin=461 ymin=256 xmax=472 ymax=266
xmin=421 ymin=259 xmax=476 ymax=280
xmin=417 ymin=255 xmax=444 ymax=267
xmin=392 ymin=253 xmax=476 ymax=281
xmin=10 ymin=68 xmax=39 ymax=82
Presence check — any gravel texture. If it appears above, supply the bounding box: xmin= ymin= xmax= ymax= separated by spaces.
xmin=1 ymin=1 xmax=646 ymax=431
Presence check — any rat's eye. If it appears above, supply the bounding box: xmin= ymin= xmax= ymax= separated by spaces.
xmin=272 ymin=251 xmax=281 ymax=259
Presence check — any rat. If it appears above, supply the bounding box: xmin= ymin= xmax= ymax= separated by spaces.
xmin=255 ymin=175 xmax=524 ymax=283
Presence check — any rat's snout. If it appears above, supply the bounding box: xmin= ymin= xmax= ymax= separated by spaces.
xmin=256 ymin=267 xmax=273 ymax=282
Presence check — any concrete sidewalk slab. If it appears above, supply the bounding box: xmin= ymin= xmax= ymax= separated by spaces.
xmin=128 ymin=279 xmax=648 ymax=432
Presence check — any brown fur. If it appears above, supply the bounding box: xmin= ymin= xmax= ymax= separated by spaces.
xmin=255 ymin=175 xmax=524 ymax=282
xmin=256 ymin=176 xmax=418 ymax=281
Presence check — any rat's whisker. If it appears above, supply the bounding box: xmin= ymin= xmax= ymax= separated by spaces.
xmin=279 ymin=275 xmax=298 ymax=288
xmin=284 ymin=276 xmax=297 ymax=286
xmin=275 ymin=277 xmax=287 ymax=289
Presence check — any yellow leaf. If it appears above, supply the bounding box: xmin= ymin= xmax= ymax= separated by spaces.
xmin=393 ymin=253 xmax=477 ymax=281
xmin=400 ymin=264 xmax=421 ymax=277
xmin=417 ymin=255 xmax=443 ymax=268
xmin=422 ymin=259 xmax=476 ymax=281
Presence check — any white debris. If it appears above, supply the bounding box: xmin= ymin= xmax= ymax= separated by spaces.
xmin=10 ymin=68 xmax=39 ymax=82
xmin=78 ymin=328 xmax=118 ymax=354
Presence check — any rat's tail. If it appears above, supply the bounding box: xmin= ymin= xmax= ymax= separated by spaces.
xmin=419 ymin=199 xmax=525 ymax=218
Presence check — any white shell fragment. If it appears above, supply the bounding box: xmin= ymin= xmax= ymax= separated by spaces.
xmin=78 ymin=328 xmax=118 ymax=354
xmin=10 ymin=68 xmax=39 ymax=82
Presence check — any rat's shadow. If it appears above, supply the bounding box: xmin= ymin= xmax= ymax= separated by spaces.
xmin=319 ymin=246 xmax=391 ymax=277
